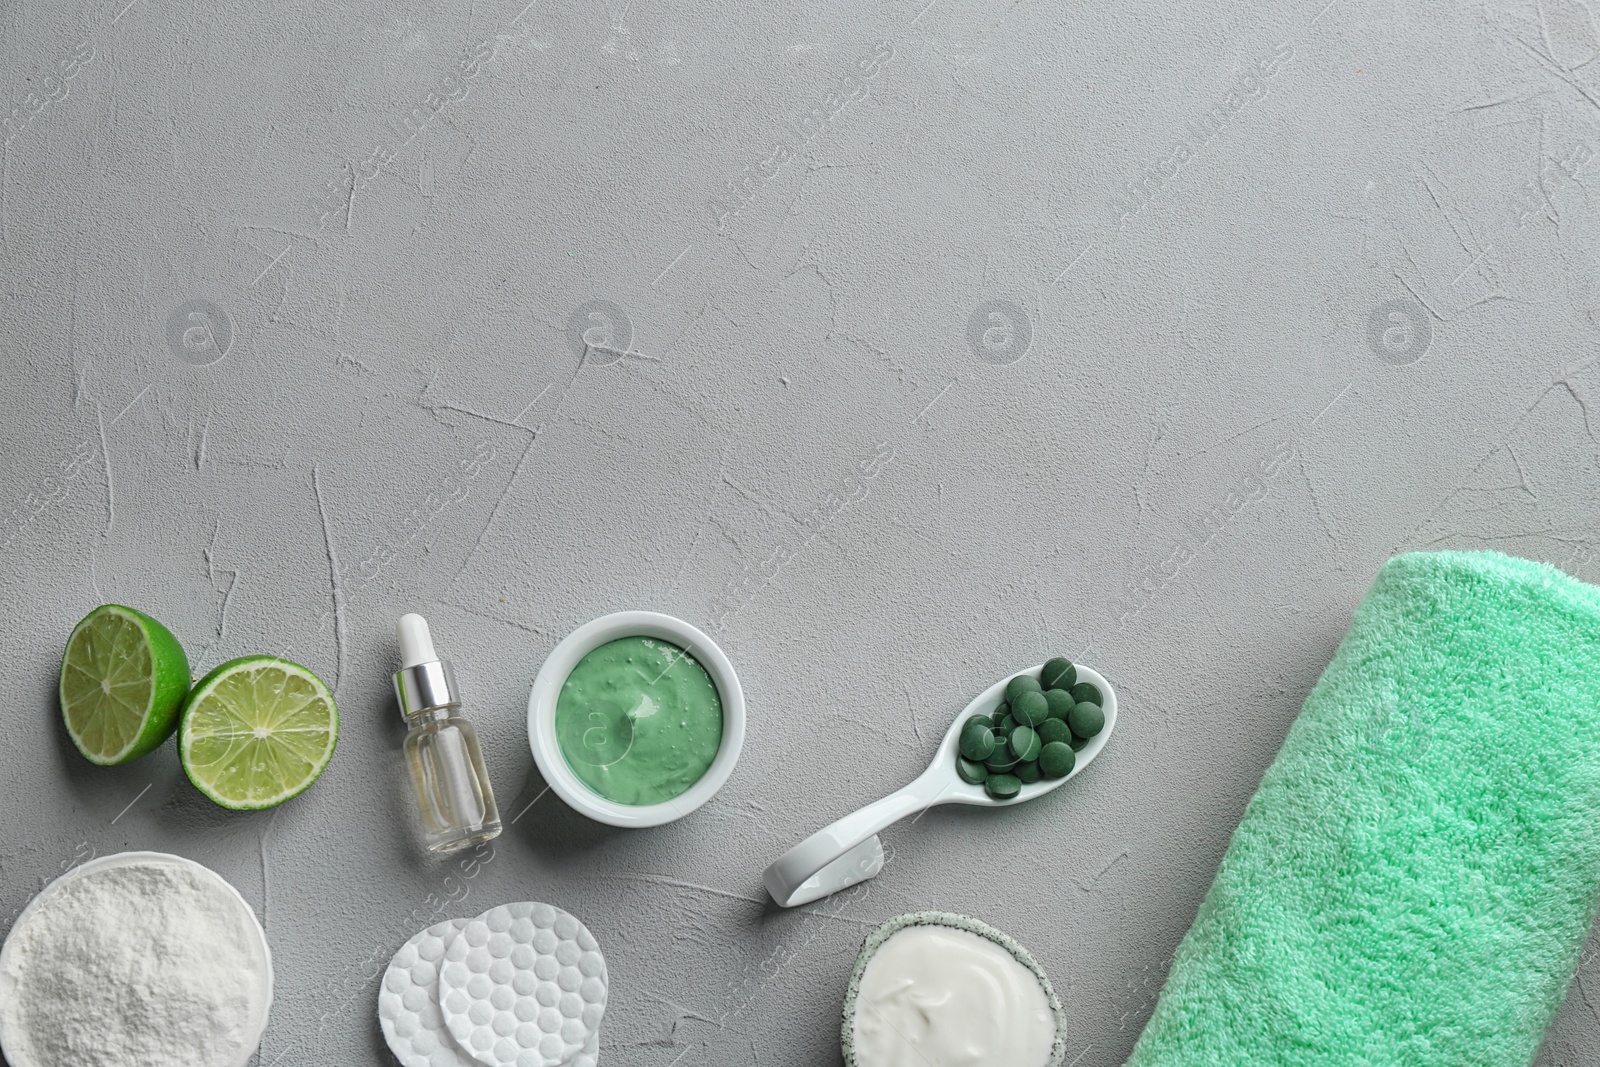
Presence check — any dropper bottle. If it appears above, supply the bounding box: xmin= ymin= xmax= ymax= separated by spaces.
xmin=393 ymin=613 xmax=502 ymax=852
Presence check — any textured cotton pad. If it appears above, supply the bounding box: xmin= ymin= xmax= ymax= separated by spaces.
xmin=438 ymin=902 xmax=607 ymax=1067
xmin=379 ymin=917 xmax=475 ymax=1067
xmin=568 ymin=1029 xmax=599 ymax=1067
xmin=1126 ymin=551 xmax=1600 ymax=1067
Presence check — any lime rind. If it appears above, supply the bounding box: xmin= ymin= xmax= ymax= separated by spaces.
xmin=59 ymin=604 xmax=190 ymax=765
xmin=179 ymin=655 xmax=338 ymax=810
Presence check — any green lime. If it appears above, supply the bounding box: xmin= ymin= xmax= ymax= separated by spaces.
xmin=179 ymin=655 xmax=338 ymax=810
xmin=59 ymin=604 xmax=191 ymax=765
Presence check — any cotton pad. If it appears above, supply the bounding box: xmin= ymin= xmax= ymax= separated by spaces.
xmin=567 ymin=1030 xmax=598 ymax=1067
xmin=379 ymin=917 xmax=476 ymax=1067
xmin=438 ymin=902 xmax=607 ymax=1067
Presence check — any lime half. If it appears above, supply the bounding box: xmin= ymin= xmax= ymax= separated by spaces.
xmin=180 ymin=655 xmax=338 ymax=810
xmin=59 ymin=604 xmax=191 ymax=765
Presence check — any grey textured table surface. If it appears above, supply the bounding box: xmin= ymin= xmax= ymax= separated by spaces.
xmin=4 ymin=0 xmax=1600 ymax=1064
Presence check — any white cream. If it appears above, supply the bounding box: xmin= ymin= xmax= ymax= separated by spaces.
xmin=851 ymin=925 xmax=1054 ymax=1067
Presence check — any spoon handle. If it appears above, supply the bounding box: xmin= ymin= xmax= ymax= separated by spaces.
xmin=762 ymin=770 xmax=950 ymax=907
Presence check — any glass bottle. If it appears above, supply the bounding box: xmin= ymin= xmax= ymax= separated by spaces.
xmin=394 ymin=613 xmax=502 ymax=852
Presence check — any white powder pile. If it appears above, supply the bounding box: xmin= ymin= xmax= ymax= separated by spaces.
xmin=0 ymin=857 xmax=271 ymax=1067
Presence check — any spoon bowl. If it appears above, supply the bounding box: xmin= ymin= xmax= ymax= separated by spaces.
xmin=922 ymin=661 xmax=1117 ymax=808
xmin=762 ymin=662 xmax=1117 ymax=906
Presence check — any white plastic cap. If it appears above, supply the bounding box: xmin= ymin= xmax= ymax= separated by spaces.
xmin=398 ymin=613 xmax=437 ymax=668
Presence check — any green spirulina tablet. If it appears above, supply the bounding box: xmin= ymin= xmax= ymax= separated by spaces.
xmin=985 ymin=773 xmax=1021 ymax=799
xmin=1015 ymin=760 xmax=1041 ymax=784
xmin=1069 ymin=681 xmax=1103 ymax=707
xmin=1039 ymin=741 xmax=1075 ymax=778
xmin=1069 ymin=701 xmax=1106 ymax=739
xmin=1041 ymin=657 xmax=1077 ymax=690
xmin=993 ymin=713 xmax=1016 ymax=734
xmin=1068 ymin=732 xmax=1089 ymax=752
xmin=1004 ymin=675 xmax=1042 ymax=704
xmin=984 ymin=746 xmax=1018 ymax=772
xmin=1037 ymin=718 xmax=1072 ymax=747
xmin=968 ymin=713 xmax=994 ymax=731
xmin=959 ymin=720 xmax=997 ymax=761
xmin=957 ymin=757 xmax=989 ymax=784
xmin=993 ymin=702 xmax=1009 ymax=719
xmin=1012 ymin=690 xmax=1049 ymax=728
xmin=1009 ymin=725 xmax=1042 ymax=762
xmin=1044 ymin=688 xmax=1075 ymax=721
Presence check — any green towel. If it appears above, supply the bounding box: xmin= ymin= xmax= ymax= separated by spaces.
xmin=1125 ymin=550 xmax=1600 ymax=1067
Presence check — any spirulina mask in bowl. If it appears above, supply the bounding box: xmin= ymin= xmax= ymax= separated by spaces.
xmin=528 ymin=611 xmax=746 ymax=828
xmin=842 ymin=911 xmax=1067 ymax=1067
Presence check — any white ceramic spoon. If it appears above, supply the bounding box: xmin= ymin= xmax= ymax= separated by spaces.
xmin=762 ymin=662 xmax=1116 ymax=907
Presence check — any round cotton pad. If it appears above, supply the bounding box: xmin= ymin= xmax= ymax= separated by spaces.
xmin=568 ymin=1029 xmax=599 ymax=1067
xmin=438 ymin=902 xmax=607 ymax=1067
xmin=379 ymin=917 xmax=476 ymax=1067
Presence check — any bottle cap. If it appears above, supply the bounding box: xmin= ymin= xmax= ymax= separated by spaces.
xmin=393 ymin=613 xmax=460 ymax=717
xmin=399 ymin=613 xmax=437 ymax=668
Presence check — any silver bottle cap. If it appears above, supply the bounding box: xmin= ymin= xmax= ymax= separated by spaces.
xmin=395 ymin=613 xmax=460 ymax=717
xmin=394 ymin=658 xmax=460 ymax=717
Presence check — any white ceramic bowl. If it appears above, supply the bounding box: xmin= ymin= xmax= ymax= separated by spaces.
xmin=0 ymin=850 xmax=273 ymax=1067
xmin=528 ymin=611 xmax=746 ymax=828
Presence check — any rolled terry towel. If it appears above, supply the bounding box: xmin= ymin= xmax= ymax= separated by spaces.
xmin=1125 ymin=550 xmax=1600 ymax=1067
